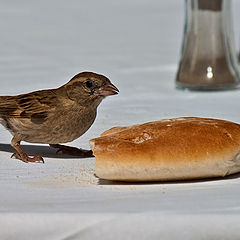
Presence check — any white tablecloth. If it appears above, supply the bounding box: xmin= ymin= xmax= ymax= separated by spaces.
xmin=1 ymin=1 xmax=240 ymax=239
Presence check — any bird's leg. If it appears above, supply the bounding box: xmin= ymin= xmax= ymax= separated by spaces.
xmin=50 ymin=144 xmax=94 ymax=157
xmin=11 ymin=135 xmax=44 ymax=163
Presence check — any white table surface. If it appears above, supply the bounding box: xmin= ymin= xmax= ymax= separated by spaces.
xmin=1 ymin=1 xmax=240 ymax=239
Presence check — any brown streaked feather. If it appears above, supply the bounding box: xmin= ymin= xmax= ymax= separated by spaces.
xmin=0 ymin=89 xmax=58 ymax=124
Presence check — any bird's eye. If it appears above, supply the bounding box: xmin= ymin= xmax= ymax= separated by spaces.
xmin=85 ymin=79 xmax=93 ymax=88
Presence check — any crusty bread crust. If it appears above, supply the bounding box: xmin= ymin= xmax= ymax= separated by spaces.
xmin=90 ymin=117 xmax=240 ymax=181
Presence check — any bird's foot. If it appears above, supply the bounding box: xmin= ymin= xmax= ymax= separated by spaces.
xmin=11 ymin=153 xmax=44 ymax=163
xmin=50 ymin=144 xmax=94 ymax=157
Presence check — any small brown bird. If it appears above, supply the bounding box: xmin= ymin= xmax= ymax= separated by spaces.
xmin=0 ymin=72 xmax=119 ymax=163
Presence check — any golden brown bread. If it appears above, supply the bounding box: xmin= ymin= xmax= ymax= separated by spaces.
xmin=90 ymin=117 xmax=240 ymax=181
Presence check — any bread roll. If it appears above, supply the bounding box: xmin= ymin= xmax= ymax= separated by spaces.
xmin=90 ymin=117 xmax=240 ymax=181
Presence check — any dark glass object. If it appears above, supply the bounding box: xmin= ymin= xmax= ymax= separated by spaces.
xmin=176 ymin=0 xmax=240 ymax=90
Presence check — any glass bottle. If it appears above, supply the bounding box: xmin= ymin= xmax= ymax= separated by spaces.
xmin=176 ymin=0 xmax=240 ymax=90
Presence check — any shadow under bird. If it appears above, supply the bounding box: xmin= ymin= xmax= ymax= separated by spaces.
xmin=0 ymin=72 xmax=119 ymax=163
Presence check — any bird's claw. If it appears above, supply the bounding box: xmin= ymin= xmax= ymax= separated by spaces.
xmin=56 ymin=149 xmax=62 ymax=154
xmin=11 ymin=153 xmax=44 ymax=163
xmin=51 ymin=144 xmax=94 ymax=157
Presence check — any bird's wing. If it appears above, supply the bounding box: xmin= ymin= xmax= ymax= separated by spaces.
xmin=0 ymin=90 xmax=58 ymax=124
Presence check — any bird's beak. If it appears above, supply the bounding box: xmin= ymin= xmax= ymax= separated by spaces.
xmin=99 ymin=82 xmax=119 ymax=96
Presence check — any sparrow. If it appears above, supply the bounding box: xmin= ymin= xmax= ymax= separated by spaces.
xmin=0 ymin=72 xmax=119 ymax=163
